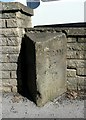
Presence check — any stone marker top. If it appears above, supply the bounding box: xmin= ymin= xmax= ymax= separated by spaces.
xmin=0 ymin=2 xmax=33 ymax=16
xmin=25 ymin=28 xmax=65 ymax=42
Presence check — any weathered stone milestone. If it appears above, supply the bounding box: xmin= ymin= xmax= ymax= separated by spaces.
xmin=24 ymin=29 xmax=67 ymax=106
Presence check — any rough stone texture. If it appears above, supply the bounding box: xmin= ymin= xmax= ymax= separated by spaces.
xmin=17 ymin=18 xmax=32 ymax=28
xmin=0 ymin=37 xmax=20 ymax=46
xmin=67 ymin=69 xmax=76 ymax=77
xmin=0 ymin=54 xmax=19 ymax=63
xmin=16 ymin=11 xmax=31 ymax=19
xmin=2 ymin=63 xmax=17 ymax=71
xmin=67 ymin=60 xmax=86 ymax=68
xmin=0 ymin=71 xmax=17 ymax=79
xmin=2 ymin=86 xmax=11 ymax=92
xmin=0 ymin=2 xmax=33 ymax=16
xmin=77 ymin=68 xmax=86 ymax=76
xmin=0 ymin=19 xmax=6 ymax=28
xmin=6 ymin=19 xmax=18 ymax=28
xmin=67 ymin=51 xmax=86 ymax=59
xmin=67 ymin=77 xmax=78 ymax=91
xmin=2 ymin=71 xmax=10 ymax=79
xmin=67 ymin=43 xmax=86 ymax=51
xmin=78 ymin=38 xmax=86 ymax=43
xmin=77 ymin=77 xmax=86 ymax=90
xmin=2 ymin=46 xmax=19 ymax=54
xmin=6 ymin=18 xmax=32 ymax=28
xmin=0 ymin=2 xmax=33 ymax=93
xmin=0 ymin=28 xmax=25 ymax=37
xmin=2 ymin=79 xmax=17 ymax=86
xmin=65 ymin=28 xmax=86 ymax=36
xmin=11 ymin=86 xmax=17 ymax=92
xmin=0 ymin=13 xmax=16 ymax=19
xmin=67 ymin=38 xmax=77 ymax=43
xmin=23 ymin=30 xmax=67 ymax=106
xmin=11 ymin=71 xmax=17 ymax=79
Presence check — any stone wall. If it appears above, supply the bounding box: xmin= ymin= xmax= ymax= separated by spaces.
xmin=0 ymin=2 xmax=33 ymax=92
xmin=0 ymin=2 xmax=86 ymax=94
xmin=66 ymin=28 xmax=86 ymax=92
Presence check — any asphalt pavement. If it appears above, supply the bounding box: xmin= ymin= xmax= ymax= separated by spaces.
xmin=1 ymin=92 xmax=85 ymax=118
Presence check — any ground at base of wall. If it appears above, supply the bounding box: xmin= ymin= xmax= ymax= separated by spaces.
xmin=2 ymin=92 xmax=86 ymax=118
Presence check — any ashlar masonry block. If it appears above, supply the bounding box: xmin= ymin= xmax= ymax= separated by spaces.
xmin=24 ymin=29 xmax=67 ymax=106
